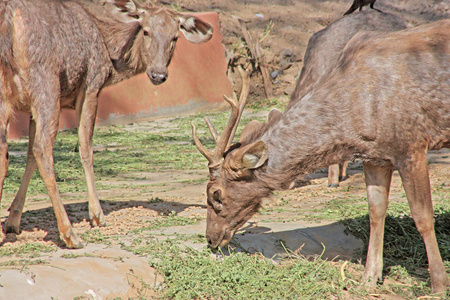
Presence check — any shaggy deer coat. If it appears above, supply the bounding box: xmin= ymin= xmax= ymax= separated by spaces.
xmin=289 ymin=10 xmax=406 ymax=187
xmin=0 ymin=0 xmax=213 ymax=248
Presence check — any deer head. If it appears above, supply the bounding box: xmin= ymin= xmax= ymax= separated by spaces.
xmin=100 ymin=0 xmax=214 ymax=85
xmin=192 ymin=67 xmax=274 ymax=248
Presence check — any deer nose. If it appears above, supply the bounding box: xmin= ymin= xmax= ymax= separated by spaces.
xmin=206 ymin=235 xmax=212 ymax=246
xmin=149 ymin=72 xmax=167 ymax=85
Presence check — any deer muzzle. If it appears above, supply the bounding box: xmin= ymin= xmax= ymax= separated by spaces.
xmin=147 ymin=70 xmax=168 ymax=85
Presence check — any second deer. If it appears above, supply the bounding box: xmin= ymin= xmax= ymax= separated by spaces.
xmin=290 ymin=10 xmax=406 ymax=187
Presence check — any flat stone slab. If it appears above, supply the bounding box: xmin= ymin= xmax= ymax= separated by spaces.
xmin=0 ymin=244 xmax=160 ymax=300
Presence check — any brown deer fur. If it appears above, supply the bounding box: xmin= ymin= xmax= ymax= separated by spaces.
xmin=193 ymin=20 xmax=449 ymax=294
xmin=289 ymin=10 xmax=406 ymax=187
xmin=0 ymin=0 xmax=212 ymax=248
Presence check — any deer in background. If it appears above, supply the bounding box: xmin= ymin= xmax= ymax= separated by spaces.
xmin=0 ymin=0 xmax=213 ymax=248
xmin=192 ymin=20 xmax=450 ymax=294
xmin=290 ymin=10 xmax=406 ymax=187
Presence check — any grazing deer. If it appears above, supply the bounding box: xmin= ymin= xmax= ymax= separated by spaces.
xmin=192 ymin=20 xmax=450 ymax=294
xmin=344 ymin=0 xmax=377 ymax=15
xmin=0 ymin=0 xmax=213 ymax=248
xmin=290 ymin=10 xmax=406 ymax=187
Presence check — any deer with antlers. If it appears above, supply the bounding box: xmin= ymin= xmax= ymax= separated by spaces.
xmin=192 ymin=20 xmax=450 ymax=294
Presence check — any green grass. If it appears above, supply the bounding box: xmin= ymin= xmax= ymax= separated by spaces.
xmin=0 ymin=258 xmax=49 ymax=267
xmin=0 ymin=242 xmax=57 ymax=257
xmin=4 ymin=97 xmax=285 ymax=200
xmin=129 ymin=212 xmax=201 ymax=234
xmin=122 ymin=238 xmax=365 ymax=300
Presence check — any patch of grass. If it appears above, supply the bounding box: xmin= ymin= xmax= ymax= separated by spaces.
xmin=0 ymin=242 xmax=57 ymax=257
xmin=247 ymin=97 xmax=287 ymax=111
xmin=3 ymin=102 xmax=278 ymax=202
xmin=0 ymin=258 xmax=49 ymax=267
xmin=80 ymin=229 xmax=110 ymax=244
xmin=129 ymin=212 xmax=201 ymax=234
xmin=302 ymin=196 xmax=368 ymax=222
xmin=343 ymin=208 xmax=450 ymax=298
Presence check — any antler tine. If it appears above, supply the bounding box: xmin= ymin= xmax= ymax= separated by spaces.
xmin=204 ymin=117 xmax=219 ymax=143
xmin=191 ymin=122 xmax=215 ymax=164
xmin=191 ymin=66 xmax=250 ymax=167
xmin=228 ymin=66 xmax=250 ymax=147
xmin=214 ymin=92 xmax=239 ymax=157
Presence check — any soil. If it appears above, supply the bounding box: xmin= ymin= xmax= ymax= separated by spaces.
xmin=0 ymin=0 xmax=449 ymax=299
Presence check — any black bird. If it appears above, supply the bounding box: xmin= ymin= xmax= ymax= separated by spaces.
xmin=344 ymin=0 xmax=377 ymax=15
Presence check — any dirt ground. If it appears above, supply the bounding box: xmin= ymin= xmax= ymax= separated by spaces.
xmin=0 ymin=0 xmax=449 ymax=299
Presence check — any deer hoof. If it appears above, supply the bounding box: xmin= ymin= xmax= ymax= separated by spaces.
xmin=361 ymin=272 xmax=382 ymax=287
xmin=62 ymin=229 xmax=84 ymax=249
xmin=328 ymin=183 xmax=339 ymax=188
xmin=90 ymin=212 xmax=107 ymax=227
xmin=4 ymin=223 xmax=21 ymax=235
xmin=339 ymin=175 xmax=348 ymax=182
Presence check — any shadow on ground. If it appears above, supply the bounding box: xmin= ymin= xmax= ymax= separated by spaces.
xmin=1 ymin=199 xmax=207 ymax=247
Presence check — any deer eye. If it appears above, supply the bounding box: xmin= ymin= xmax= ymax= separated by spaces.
xmin=143 ymin=30 xmax=149 ymax=36
xmin=213 ymin=190 xmax=222 ymax=204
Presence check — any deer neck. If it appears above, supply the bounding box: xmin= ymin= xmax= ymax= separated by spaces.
xmin=257 ymin=93 xmax=358 ymax=189
xmin=89 ymin=16 xmax=146 ymax=86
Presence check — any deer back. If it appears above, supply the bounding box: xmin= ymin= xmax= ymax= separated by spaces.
xmin=290 ymin=11 xmax=406 ymax=108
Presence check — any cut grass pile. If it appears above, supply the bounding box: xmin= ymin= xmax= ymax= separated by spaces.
xmin=123 ymin=238 xmax=364 ymax=300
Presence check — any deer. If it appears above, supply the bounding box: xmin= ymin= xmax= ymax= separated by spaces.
xmin=290 ymin=10 xmax=406 ymax=187
xmin=192 ymin=19 xmax=450 ymax=294
xmin=0 ymin=0 xmax=213 ymax=248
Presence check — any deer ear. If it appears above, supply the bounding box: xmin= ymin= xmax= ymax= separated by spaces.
xmin=237 ymin=141 xmax=268 ymax=170
xmin=239 ymin=120 xmax=262 ymax=143
xmin=108 ymin=0 xmax=144 ymax=20
xmin=179 ymin=15 xmax=213 ymax=44
xmin=268 ymin=108 xmax=282 ymax=126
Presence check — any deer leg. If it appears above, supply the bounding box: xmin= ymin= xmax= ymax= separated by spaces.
xmin=0 ymin=111 xmax=11 ymax=206
xmin=328 ymin=164 xmax=340 ymax=187
xmin=77 ymin=92 xmax=105 ymax=227
xmin=0 ymin=74 xmax=13 ymax=206
xmin=31 ymin=91 xmax=83 ymax=249
xmin=5 ymin=118 xmax=38 ymax=234
xmin=361 ymin=163 xmax=393 ymax=286
xmin=0 ymin=132 xmax=8 ymax=203
xmin=397 ymin=151 xmax=448 ymax=294
xmin=339 ymin=161 xmax=348 ymax=182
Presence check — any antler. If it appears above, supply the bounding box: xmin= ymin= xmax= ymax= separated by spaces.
xmin=191 ymin=66 xmax=250 ymax=167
